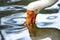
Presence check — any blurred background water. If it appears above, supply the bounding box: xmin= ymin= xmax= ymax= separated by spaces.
xmin=0 ymin=0 xmax=60 ymax=40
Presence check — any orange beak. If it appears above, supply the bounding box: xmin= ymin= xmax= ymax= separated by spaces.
xmin=25 ymin=10 xmax=37 ymax=26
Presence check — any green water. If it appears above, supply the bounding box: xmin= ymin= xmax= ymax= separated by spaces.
xmin=0 ymin=0 xmax=60 ymax=40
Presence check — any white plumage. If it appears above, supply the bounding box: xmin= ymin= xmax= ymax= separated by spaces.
xmin=25 ymin=0 xmax=58 ymax=26
xmin=27 ymin=0 xmax=58 ymax=13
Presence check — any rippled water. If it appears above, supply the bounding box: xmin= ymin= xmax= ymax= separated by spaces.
xmin=0 ymin=0 xmax=60 ymax=40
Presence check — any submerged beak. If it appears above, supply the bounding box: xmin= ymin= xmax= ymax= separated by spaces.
xmin=25 ymin=10 xmax=37 ymax=26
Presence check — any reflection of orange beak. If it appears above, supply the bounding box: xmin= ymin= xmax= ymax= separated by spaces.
xmin=25 ymin=10 xmax=37 ymax=26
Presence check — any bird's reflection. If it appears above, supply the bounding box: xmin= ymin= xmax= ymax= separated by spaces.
xmin=27 ymin=23 xmax=60 ymax=40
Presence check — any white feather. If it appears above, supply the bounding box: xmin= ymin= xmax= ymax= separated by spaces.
xmin=27 ymin=0 xmax=58 ymax=13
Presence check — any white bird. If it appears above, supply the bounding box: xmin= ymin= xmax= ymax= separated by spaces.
xmin=25 ymin=0 xmax=58 ymax=26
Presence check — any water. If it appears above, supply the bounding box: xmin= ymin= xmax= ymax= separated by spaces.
xmin=0 ymin=0 xmax=60 ymax=40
